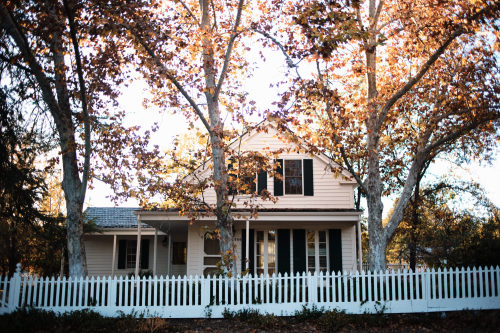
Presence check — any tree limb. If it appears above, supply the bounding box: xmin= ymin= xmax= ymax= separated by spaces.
xmin=126 ymin=25 xmax=213 ymax=135
xmin=370 ymin=0 xmax=384 ymax=31
xmin=0 ymin=5 xmax=64 ymax=132
xmin=213 ymin=0 xmax=244 ymax=100
xmin=376 ymin=28 xmax=464 ymax=132
xmin=63 ymin=0 xmax=91 ymax=203
xmin=424 ymin=110 xmax=500 ymax=155
xmin=253 ymin=28 xmax=297 ymax=69
xmin=175 ymin=0 xmax=200 ymax=26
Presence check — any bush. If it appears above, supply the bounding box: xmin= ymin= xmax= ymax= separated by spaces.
xmin=222 ymin=308 xmax=279 ymax=328
xmin=294 ymin=304 xmax=325 ymax=322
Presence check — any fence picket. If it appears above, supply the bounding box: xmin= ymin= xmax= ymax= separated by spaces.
xmin=479 ymin=267 xmax=484 ymax=298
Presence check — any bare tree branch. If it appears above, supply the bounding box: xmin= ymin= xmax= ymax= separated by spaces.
xmin=126 ymin=26 xmax=213 ymax=135
xmin=63 ymin=0 xmax=91 ymax=203
xmin=213 ymin=0 xmax=244 ymax=100
xmin=175 ymin=0 xmax=200 ymax=26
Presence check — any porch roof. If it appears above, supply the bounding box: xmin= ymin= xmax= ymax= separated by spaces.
xmin=84 ymin=207 xmax=151 ymax=229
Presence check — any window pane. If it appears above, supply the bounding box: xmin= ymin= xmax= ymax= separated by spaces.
xmin=204 ymin=234 xmax=220 ymax=255
xmin=203 ymin=257 xmax=220 ymax=265
xmin=126 ymin=241 xmax=137 ymax=269
xmin=308 ymin=256 xmax=315 ymax=272
xmin=172 ymin=242 xmax=187 ymax=265
xmin=285 ymin=160 xmax=302 ymax=177
xmin=285 ymin=160 xmax=302 ymax=194
xmin=319 ymin=231 xmax=326 ymax=242
xmin=257 ymin=241 xmax=264 ymax=256
xmin=319 ymin=256 xmax=327 ymax=269
xmin=257 ymin=231 xmax=264 ymax=242
xmin=257 ymin=255 xmax=264 ymax=268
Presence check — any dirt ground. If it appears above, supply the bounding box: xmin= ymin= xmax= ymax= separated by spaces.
xmin=2 ymin=308 xmax=500 ymax=332
xmin=130 ymin=310 xmax=500 ymax=332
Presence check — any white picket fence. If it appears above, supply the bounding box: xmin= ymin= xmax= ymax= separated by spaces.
xmin=1 ymin=264 xmax=499 ymax=318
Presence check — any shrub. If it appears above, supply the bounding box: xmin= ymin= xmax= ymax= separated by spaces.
xmin=294 ymin=304 xmax=325 ymax=322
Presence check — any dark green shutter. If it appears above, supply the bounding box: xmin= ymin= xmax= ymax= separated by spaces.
xmin=303 ymin=159 xmax=314 ymax=196
xmin=274 ymin=159 xmax=283 ymax=196
xmin=228 ymin=161 xmax=237 ymax=195
xmin=329 ymin=229 xmax=342 ymax=272
xmin=140 ymin=239 xmax=149 ymax=269
xmin=257 ymin=171 xmax=267 ymax=195
xmin=293 ymin=229 xmax=306 ymax=273
xmin=249 ymin=229 xmax=254 ymax=275
xmin=277 ymin=229 xmax=290 ymax=275
xmin=118 ymin=240 xmax=126 ymax=269
xmin=241 ymin=229 xmax=246 ymax=272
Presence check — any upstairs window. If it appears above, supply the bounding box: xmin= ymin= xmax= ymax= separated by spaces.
xmin=284 ymin=160 xmax=302 ymax=194
xmin=274 ymin=159 xmax=313 ymax=196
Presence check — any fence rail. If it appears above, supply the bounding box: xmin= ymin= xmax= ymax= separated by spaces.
xmin=1 ymin=264 xmax=499 ymax=318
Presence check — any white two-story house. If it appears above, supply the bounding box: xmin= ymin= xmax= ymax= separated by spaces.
xmin=83 ymin=121 xmax=363 ymax=277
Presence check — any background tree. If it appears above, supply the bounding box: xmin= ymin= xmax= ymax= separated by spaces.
xmin=387 ymin=178 xmax=500 ymax=268
xmin=0 ymin=0 xmax=152 ymax=276
xmin=279 ymin=0 xmax=500 ymax=270
xmin=0 ymin=84 xmax=56 ymax=275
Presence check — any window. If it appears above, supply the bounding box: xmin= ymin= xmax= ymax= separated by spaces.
xmin=256 ymin=230 xmax=276 ymax=276
xmin=274 ymin=159 xmax=313 ymax=197
xmin=307 ymin=230 xmax=328 ymax=273
xmin=126 ymin=240 xmax=137 ymax=269
xmin=285 ymin=160 xmax=302 ymax=194
xmin=172 ymin=242 xmax=186 ymax=265
xmin=203 ymin=233 xmax=220 ymax=276
xmin=118 ymin=239 xmax=149 ymax=270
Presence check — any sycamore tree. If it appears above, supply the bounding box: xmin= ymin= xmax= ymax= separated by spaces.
xmin=0 ymin=1 xmax=152 ymax=276
xmin=276 ymin=0 xmax=500 ymax=270
xmin=95 ymin=0 xmax=282 ymax=274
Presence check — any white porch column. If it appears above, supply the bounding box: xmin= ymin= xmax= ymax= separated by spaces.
xmin=167 ymin=232 xmax=172 ymax=276
xmin=357 ymin=219 xmax=362 ymax=271
xmin=135 ymin=214 xmax=142 ymax=278
xmin=153 ymin=228 xmax=158 ymax=276
xmin=245 ymin=220 xmax=249 ymax=271
xmin=111 ymin=234 xmax=117 ymax=276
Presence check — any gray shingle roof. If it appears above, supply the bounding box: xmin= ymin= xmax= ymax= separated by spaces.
xmin=84 ymin=207 xmax=152 ymax=229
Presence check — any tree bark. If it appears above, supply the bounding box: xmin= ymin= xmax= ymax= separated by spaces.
xmin=200 ymin=0 xmax=236 ymax=275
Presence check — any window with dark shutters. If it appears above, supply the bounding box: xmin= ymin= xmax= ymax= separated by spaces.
xmin=274 ymin=159 xmax=314 ymax=196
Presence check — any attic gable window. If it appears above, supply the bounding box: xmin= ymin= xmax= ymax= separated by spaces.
xmin=274 ymin=159 xmax=314 ymax=196
xmin=285 ymin=160 xmax=302 ymax=194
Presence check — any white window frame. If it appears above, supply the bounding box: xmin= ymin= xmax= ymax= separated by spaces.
xmin=306 ymin=230 xmax=329 ymax=273
xmin=254 ymin=230 xmax=277 ymax=276
xmin=126 ymin=240 xmax=137 ymax=269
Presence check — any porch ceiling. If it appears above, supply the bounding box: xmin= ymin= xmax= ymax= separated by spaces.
xmin=141 ymin=220 xmax=188 ymax=233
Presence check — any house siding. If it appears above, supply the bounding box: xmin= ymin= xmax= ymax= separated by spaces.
xmin=197 ymin=129 xmax=355 ymax=209
xmin=84 ymin=235 xmax=171 ymax=277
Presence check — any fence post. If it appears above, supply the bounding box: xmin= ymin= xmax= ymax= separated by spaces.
xmin=425 ymin=268 xmax=432 ymax=306
xmin=108 ymin=276 xmax=117 ymax=307
xmin=8 ymin=263 xmax=22 ymax=311
xmin=201 ymin=276 xmax=210 ymax=307
xmin=308 ymin=271 xmax=317 ymax=303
